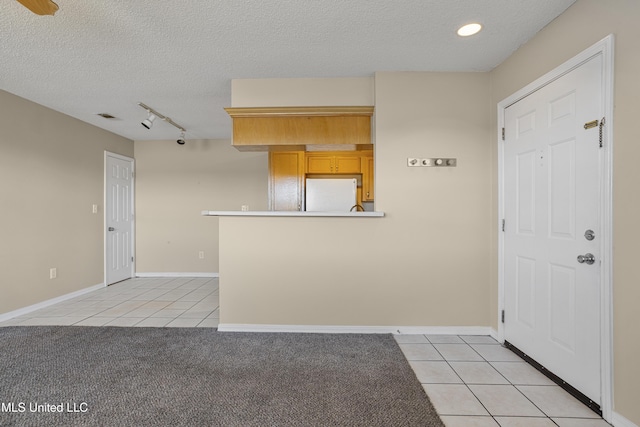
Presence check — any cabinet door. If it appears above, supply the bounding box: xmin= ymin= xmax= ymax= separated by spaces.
xmin=335 ymin=156 xmax=361 ymax=173
xmin=362 ymin=155 xmax=374 ymax=201
xmin=269 ymin=151 xmax=304 ymax=211
xmin=306 ymin=155 xmax=334 ymax=173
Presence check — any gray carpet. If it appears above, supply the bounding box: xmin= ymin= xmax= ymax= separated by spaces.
xmin=0 ymin=326 xmax=444 ymax=426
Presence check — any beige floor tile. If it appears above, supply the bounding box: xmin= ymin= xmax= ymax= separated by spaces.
xmin=0 ymin=318 xmax=28 ymax=326
xmin=124 ymin=308 xmax=165 ymax=318
xmin=178 ymin=293 xmax=213 ymax=302
xmin=97 ymin=301 xmax=146 ymax=317
xmin=460 ymin=336 xmax=499 ymax=345
xmin=490 ymin=362 xmax=555 ymax=386
xmin=422 ymin=384 xmax=488 ymax=416
xmin=399 ymin=343 xmax=444 ymax=361
xmin=468 ymin=385 xmax=545 ymax=417
xmin=178 ymin=309 xmax=213 ymax=319
xmin=494 ymin=417 xmax=556 ymax=426
xmin=449 ymin=362 xmax=509 ymax=385
xmin=138 ymin=301 xmax=173 ymax=309
xmin=164 ymin=301 xmax=198 ymax=310
xmin=165 ymin=318 xmax=201 ymax=327
xmin=135 ymin=317 xmax=172 ymax=327
xmin=105 ymin=317 xmax=142 ymax=327
xmin=394 ymin=334 xmax=429 ymax=344
xmin=19 ymin=317 xmax=89 ymax=326
xmin=73 ymin=317 xmax=118 ymax=326
xmin=440 ymin=416 xmax=499 ymax=427
xmin=516 ymin=386 xmax=600 ymax=418
xmin=427 ymin=335 xmax=465 ymax=344
xmin=551 ymin=418 xmax=611 ymax=426
xmin=409 ymin=361 xmax=462 ymax=384
xmin=434 ymin=344 xmax=484 ymax=361
xmin=471 ymin=345 xmax=523 ymax=362
xmin=196 ymin=318 xmax=219 ymax=328
xmin=69 ymin=308 xmax=111 ymax=317
xmin=149 ymin=309 xmax=186 ymax=318
xmin=153 ymin=290 xmax=193 ymax=301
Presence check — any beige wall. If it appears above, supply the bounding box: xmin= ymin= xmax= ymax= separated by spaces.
xmin=134 ymin=139 xmax=268 ymax=274
xmin=231 ymin=77 xmax=374 ymax=107
xmin=0 ymin=90 xmax=133 ymax=314
xmin=219 ymin=72 xmax=493 ymax=327
xmin=489 ymin=0 xmax=640 ymax=423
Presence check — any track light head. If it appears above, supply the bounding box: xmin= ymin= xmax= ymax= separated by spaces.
xmin=177 ymin=131 xmax=186 ymax=145
xmin=141 ymin=113 xmax=156 ymax=129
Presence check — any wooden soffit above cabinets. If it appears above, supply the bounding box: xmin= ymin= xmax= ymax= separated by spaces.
xmin=224 ymin=106 xmax=374 ymax=152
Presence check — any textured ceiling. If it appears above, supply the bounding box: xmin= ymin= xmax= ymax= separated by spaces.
xmin=1 ymin=0 xmax=575 ymax=141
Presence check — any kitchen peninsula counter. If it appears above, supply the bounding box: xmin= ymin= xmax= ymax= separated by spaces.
xmin=201 ymin=210 xmax=384 ymax=217
xmin=205 ymin=209 xmax=388 ymax=331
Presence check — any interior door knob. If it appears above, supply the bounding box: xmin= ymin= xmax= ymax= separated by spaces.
xmin=577 ymin=253 xmax=595 ymax=265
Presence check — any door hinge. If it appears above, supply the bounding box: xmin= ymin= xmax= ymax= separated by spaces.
xmin=501 ymin=310 xmax=505 ymax=323
xmin=131 ymin=256 xmax=134 ymax=262
xmin=502 ymin=219 xmax=505 ymax=232
xmin=501 ymin=127 xmax=505 ymax=141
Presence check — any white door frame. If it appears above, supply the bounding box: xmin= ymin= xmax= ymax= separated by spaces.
xmin=497 ymin=35 xmax=614 ymax=421
xmin=104 ymin=151 xmax=136 ymax=285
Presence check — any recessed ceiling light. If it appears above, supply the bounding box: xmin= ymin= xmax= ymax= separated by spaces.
xmin=457 ymin=23 xmax=482 ymax=37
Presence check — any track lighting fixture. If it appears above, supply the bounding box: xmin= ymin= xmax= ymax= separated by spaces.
xmin=141 ymin=113 xmax=156 ymax=129
xmin=138 ymin=103 xmax=187 ymax=142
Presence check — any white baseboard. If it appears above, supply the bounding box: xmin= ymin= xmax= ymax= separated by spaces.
xmin=135 ymin=272 xmax=219 ymax=278
xmin=217 ymin=324 xmax=496 ymax=336
xmin=612 ymin=412 xmax=639 ymax=427
xmin=0 ymin=282 xmax=105 ymax=323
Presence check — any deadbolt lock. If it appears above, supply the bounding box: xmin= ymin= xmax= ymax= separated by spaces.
xmin=584 ymin=229 xmax=595 ymax=241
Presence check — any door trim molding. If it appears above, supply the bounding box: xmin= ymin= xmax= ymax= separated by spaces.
xmin=104 ymin=151 xmax=136 ymax=286
xmin=496 ymin=34 xmax=614 ymax=421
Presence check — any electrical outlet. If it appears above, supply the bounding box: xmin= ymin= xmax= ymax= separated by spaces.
xmin=198 ymin=251 xmax=205 ymax=259
xmin=49 ymin=268 xmax=57 ymax=279
xmin=407 ymin=158 xmax=420 ymax=167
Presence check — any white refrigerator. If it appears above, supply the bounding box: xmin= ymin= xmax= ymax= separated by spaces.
xmin=305 ymin=178 xmax=357 ymax=212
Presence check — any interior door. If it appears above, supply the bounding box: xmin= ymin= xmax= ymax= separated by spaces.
xmin=503 ymin=54 xmax=602 ymax=404
xmin=105 ymin=153 xmax=134 ymax=285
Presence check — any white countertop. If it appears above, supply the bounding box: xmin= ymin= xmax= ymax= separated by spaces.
xmin=201 ymin=210 xmax=384 ymax=218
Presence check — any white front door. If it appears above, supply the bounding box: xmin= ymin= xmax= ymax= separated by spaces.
xmin=105 ymin=153 xmax=134 ymax=285
xmin=503 ymin=54 xmax=602 ymax=404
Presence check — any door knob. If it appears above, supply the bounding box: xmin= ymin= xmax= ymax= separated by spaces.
xmin=577 ymin=253 xmax=595 ymax=265
xmin=108 ymin=227 xmax=115 ymax=231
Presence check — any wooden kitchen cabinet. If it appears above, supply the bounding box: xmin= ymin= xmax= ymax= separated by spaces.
xmin=269 ymin=151 xmax=304 ymax=211
xmin=361 ymin=153 xmax=374 ymax=201
xmin=306 ymin=153 xmax=361 ymax=174
xmin=269 ymin=150 xmax=374 ymax=210
xmin=225 ymin=106 xmax=374 ymax=151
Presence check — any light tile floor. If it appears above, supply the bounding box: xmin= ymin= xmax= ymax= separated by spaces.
xmin=0 ymin=277 xmax=219 ymax=328
xmin=0 ymin=278 xmax=611 ymax=426
xmin=395 ymin=334 xmax=612 ymax=427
